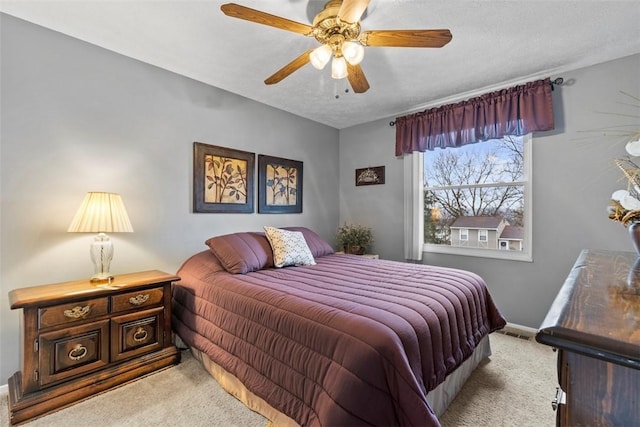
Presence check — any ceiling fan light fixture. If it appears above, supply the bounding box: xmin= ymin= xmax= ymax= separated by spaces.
xmin=310 ymin=44 xmax=333 ymax=70
xmin=220 ymin=2 xmax=452 ymax=93
xmin=331 ymin=56 xmax=348 ymax=79
xmin=342 ymin=41 xmax=364 ymax=65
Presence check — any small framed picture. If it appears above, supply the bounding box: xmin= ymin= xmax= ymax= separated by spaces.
xmin=355 ymin=166 xmax=385 ymax=186
xmin=193 ymin=142 xmax=255 ymax=213
xmin=258 ymin=155 xmax=303 ymax=214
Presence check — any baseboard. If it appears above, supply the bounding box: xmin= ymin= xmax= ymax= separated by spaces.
xmin=0 ymin=383 xmax=8 ymax=395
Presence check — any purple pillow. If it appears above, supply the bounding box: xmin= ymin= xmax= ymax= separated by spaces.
xmin=282 ymin=227 xmax=335 ymax=258
xmin=205 ymin=232 xmax=274 ymax=274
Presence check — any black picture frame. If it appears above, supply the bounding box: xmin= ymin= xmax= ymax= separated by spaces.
xmin=258 ymin=155 xmax=303 ymax=214
xmin=355 ymin=166 xmax=385 ymax=186
xmin=193 ymin=142 xmax=255 ymax=213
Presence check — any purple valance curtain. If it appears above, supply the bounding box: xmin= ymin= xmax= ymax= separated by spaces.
xmin=394 ymin=78 xmax=555 ymax=156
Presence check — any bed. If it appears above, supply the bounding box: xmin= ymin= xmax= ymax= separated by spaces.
xmin=172 ymin=227 xmax=506 ymax=426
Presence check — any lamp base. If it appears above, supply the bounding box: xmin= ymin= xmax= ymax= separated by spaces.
xmin=90 ymin=233 xmax=114 ymax=284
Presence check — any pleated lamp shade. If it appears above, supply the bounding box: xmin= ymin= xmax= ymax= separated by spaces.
xmin=68 ymin=192 xmax=133 ymax=233
xmin=68 ymin=192 xmax=133 ymax=282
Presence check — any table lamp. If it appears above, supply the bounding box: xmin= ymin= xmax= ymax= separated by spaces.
xmin=68 ymin=192 xmax=133 ymax=282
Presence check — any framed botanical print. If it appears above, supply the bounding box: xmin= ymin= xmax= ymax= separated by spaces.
xmin=258 ymin=155 xmax=303 ymax=214
xmin=193 ymin=142 xmax=255 ymax=213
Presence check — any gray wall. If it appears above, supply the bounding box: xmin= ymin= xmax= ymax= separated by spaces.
xmin=0 ymin=15 xmax=339 ymax=382
xmin=340 ymin=53 xmax=640 ymax=329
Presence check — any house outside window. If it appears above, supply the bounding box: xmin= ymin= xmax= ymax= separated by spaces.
xmin=423 ymin=135 xmax=532 ymax=261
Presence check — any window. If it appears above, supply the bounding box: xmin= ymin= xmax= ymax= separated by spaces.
xmin=423 ymin=134 xmax=532 ymax=261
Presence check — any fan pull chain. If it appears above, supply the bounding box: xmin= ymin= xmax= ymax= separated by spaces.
xmin=333 ymin=79 xmax=350 ymax=99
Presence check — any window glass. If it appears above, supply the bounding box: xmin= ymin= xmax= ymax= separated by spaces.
xmin=423 ymin=135 xmax=531 ymax=261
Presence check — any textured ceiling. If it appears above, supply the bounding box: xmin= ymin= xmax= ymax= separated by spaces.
xmin=1 ymin=1 xmax=639 ymax=129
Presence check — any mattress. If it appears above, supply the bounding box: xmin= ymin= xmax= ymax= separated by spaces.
xmin=172 ymin=244 xmax=505 ymax=427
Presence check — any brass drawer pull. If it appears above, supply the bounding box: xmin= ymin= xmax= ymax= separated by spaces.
xmin=68 ymin=344 xmax=88 ymax=361
xmin=129 ymin=294 xmax=150 ymax=306
xmin=133 ymin=327 xmax=148 ymax=343
xmin=63 ymin=305 xmax=91 ymax=319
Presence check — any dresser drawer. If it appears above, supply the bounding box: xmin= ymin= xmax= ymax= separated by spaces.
xmin=38 ymin=297 xmax=109 ymax=329
xmin=111 ymin=287 xmax=164 ymax=313
xmin=110 ymin=307 xmax=164 ymax=362
xmin=38 ymin=320 xmax=110 ymax=387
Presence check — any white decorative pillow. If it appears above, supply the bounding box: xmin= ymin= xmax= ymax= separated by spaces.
xmin=264 ymin=226 xmax=316 ymax=268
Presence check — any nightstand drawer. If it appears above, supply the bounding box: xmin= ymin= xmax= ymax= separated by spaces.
xmin=111 ymin=287 xmax=164 ymax=313
xmin=110 ymin=307 xmax=164 ymax=362
xmin=39 ymin=320 xmax=110 ymax=386
xmin=39 ymin=297 xmax=109 ymax=329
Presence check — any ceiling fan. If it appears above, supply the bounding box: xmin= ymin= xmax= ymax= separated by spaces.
xmin=220 ymin=0 xmax=452 ymax=94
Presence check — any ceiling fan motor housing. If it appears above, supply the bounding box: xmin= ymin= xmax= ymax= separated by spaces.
xmin=312 ymin=0 xmax=361 ymax=50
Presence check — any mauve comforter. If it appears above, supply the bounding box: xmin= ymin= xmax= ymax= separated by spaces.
xmin=172 ymin=251 xmax=506 ymax=427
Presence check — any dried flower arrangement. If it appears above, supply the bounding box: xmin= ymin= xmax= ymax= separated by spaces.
xmin=607 ymin=93 xmax=640 ymax=227
xmin=609 ymin=156 xmax=640 ymax=226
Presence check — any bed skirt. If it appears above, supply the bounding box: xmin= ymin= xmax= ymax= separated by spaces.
xmin=175 ymin=334 xmax=492 ymax=426
xmin=427 ymin=334 xmax=491 ymax=416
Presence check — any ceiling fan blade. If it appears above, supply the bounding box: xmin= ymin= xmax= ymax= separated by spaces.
xmin=347 ymin=63 xmax=370 ymax=93
xmin=361 ymin=29 xmax=452 ymax=47
xmin=337 ymin=0 xmax=371 ymax=24
xmin=221 ymin=3 xmax=313 ymax=35
xmin=264 ymin=49 xmax=313 ymax=85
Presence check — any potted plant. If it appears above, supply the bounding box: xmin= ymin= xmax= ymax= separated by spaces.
xmin=336 ymin=223 xmax=374 ymax=255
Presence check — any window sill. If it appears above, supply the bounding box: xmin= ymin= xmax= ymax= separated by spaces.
xmin=423 ymin=244 xmax=533 ymax=262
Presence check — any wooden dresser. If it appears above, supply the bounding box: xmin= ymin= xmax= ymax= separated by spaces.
xmin=7 ymin=270 xmax=181 ymax=425
xmin=536 ymin=249 xmax=640 ymax=426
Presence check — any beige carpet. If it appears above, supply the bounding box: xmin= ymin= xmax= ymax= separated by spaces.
xmin=1 ymin=332 xmax=556 ymax=426
xmin=439 ymin=332 xmax=556 ymax=427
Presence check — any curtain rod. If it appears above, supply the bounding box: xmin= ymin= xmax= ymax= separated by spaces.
xmin=389 ymin=77 xmax=564 ymax=127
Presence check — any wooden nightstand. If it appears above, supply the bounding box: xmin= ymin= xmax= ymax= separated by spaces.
xmin=7 ymin=270 xmax=181 ymax=425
